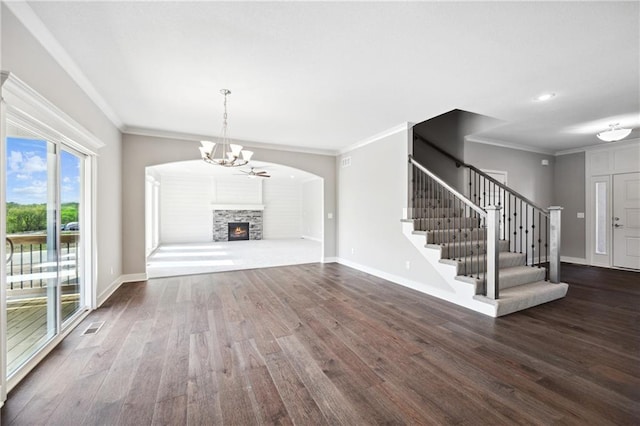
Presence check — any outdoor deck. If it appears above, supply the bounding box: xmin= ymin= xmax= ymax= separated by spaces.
xmin=7 ymin=293 xmax=80 ymax=374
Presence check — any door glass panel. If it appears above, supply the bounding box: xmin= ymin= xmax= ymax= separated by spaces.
xmin=5 ymin=137 xmax=58 ymax=376
xmin=60 ymin=149 xmax=82 ymax=323
xmin=595 ymin=181 xmax=607 ymax=255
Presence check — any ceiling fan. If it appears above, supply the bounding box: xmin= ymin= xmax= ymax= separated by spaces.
xmin=237 ymin=167 xmax=270 ymax=178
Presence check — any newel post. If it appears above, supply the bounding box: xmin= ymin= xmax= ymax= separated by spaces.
xmin=485 ymin=206 xmax=501 ymax=299
xmin=548 ymin=206 xmax=563 ymax=283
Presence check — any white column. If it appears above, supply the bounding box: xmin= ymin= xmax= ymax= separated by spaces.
xmin=486 ymin=206 xmax=501 ymax=299
xmin=549 ymin=206 xmax=563 ymax=283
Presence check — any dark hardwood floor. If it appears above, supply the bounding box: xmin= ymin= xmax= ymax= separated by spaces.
xmin=2 ymin=262 xmax=639 ymax=425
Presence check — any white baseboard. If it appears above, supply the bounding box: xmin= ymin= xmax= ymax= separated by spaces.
xmin=335 ymin=256 xmax=497 ymax=317
xmin=302 ymin=235 xmax=323 ymax=242
xmin=97 ymin=276 xmax=123 ymax=307
xmin=322 ymin=257 xmax=338 ymax=263
xmin=122 ymin=272 xmax=148 ymax=283
xmin=336 ymin=258 xmax=428 ymax=292
xmin=561 ymin=256 xmax=587 ymax=265
xmin=97 ymin=273 xmax=148 ymax=308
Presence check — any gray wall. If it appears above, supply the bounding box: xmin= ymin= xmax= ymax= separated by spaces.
xmin=413 ymin=109 xmax=503 ymax=192
xmin=464 ymin=141 xmax=555 ymax=209
xmin=2 ymin=5 xmax=123 ymax=298
xmin=553 ymin=152 xmax=586 ymax=259
xmin=337 ymin=130 xmax=450 ymax=293
xmin=465 ymin=141 xmax=586 ymax=259
xmin=302 ymin=179 xmax=324 ymax=241
xmin=122 ymin=133 xmax=336 ymax=275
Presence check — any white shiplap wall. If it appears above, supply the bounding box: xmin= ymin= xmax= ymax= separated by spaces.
xmin=160 ymin=174 xmax=213 ymax=243
xmin=159 ymin=175 xmax=312 ymax=242
xmin=263 ymin=180 xmax=302 ymax=239
xmin=213 ymin=177 xmax=262 ymax=204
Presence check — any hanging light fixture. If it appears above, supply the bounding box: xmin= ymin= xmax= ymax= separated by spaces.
xmin=596 ymin=123 xmax=632 ymax=142
xmin=199 ymin=89 xmax=253 ymax=167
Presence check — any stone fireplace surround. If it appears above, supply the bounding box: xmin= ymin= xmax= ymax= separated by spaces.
xmin=212 ymin=205 xmax=263 ymax=242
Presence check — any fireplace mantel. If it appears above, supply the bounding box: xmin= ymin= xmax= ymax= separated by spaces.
xmin=211 ymin=204 xmax=265 ymax=211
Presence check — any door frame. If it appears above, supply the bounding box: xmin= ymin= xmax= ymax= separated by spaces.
xmin=585 ymin=139 xmax=640 ymax=268
xmin=1 ymin=72 xmax=104 ymax=399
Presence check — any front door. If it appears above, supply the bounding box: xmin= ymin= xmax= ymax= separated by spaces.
xmin=613 ymin=172 xmax=640 ymax=269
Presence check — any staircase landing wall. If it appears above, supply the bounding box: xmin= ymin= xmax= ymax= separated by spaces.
xmin=336 ymin=126 xmax=455 ymax=296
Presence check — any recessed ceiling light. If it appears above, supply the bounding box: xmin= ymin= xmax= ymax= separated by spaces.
xmin=534 ymin=93 xmax=556 ymax=102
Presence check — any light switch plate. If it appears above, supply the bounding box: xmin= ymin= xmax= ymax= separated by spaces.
xmin=577 ymin=212 xmax=585 ymax=218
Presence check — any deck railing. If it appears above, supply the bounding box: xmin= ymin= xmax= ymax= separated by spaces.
xmin=5 ymin=233 xmax=79 ymax=290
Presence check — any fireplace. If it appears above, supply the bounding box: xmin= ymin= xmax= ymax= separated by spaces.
xmin=212 ymin=209 xmax=262 ymax=242
xmin=228 ymin=222 xmax=250 ymax=241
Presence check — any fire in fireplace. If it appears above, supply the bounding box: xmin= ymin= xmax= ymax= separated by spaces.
xmin=228 ymin=222 xmax=250 ymax=241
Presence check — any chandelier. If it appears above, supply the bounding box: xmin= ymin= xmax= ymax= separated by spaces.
xmin=199 ymin=89 xmax=253 ymax=167
xmin=596 ymin=123 xmax=632 ymax=142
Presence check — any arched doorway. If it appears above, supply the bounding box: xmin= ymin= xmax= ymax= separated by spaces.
xmin=144 ymin=159 xmax=324 ymax=278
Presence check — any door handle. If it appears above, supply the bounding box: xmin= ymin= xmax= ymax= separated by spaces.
xmin=614 ymin=224 xmax=624 ymax=228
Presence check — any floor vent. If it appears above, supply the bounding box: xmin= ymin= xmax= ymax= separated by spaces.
xmin=83 ymin=321 xmax=105 ymax=335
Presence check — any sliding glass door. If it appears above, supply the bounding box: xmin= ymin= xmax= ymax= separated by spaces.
xmin=5 ymin=137 xmax=86 ymax=377
xmin=60 ymin=148 xmax=83 ymax=323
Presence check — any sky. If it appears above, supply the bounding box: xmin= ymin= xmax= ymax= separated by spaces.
xmin=6 ymin=137 xmax=81 ymax=205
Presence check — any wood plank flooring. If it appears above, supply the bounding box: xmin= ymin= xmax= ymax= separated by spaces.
xmin=2 ymin=262 xmax=639 ymax=425
xmin=6 ymin=294 xmax=80 ymax=375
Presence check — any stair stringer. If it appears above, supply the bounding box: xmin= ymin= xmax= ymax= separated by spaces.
xmin=401 ymin=220 xmax=497 ymax=317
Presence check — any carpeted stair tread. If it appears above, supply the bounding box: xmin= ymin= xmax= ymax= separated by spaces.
xmin=440 ymin=251 xmax=526 ymax=275
xmin=413 ymin=217 xmax=480 ymax=231
xmin=434 ymin=239 xmax=510 ymax=258
xmin=474 ymin=281 xmax=569 ymax=316
xmin=426 ymin=228 xmax=486 ymax=244
xmin=455 ymin=265 xmax=547 ymax=291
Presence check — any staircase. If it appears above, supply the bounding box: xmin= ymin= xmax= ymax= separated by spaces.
xmin=402 ymin=152 xmax=568 ymax=317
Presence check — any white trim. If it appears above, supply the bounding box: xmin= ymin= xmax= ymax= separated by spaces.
xmin=121 ymin=273 xmax=148 ymax=283
xmin=1 ymin=72 xmax=104 ymax=153
xmin=0 ymin=78 xmax=7 ymax=405
xmin=339 ymin=122 xmax=412 ymax=155
xmin=321 ymin=257 xmax=338 ymax=263
xmin=335 ymin=257 xmax=497 ymax=317
xmin=97 ymin=276 xmax=124 ymax=307
xmin=96 ymin=274 xmax=146 ymax=308
xmin=3 ymin=2 xmax=123 ymax=129
xmin=555 ymin=138 xmax=640 ymax=156
xmin=124 ymin=126 xmax=337 ymax=156
xmin=302 ymin=235 xmax=323 ymax=243
xmin=466 ymin=136 xmax=555 ymax=155
xmin=561 ymin=256 xmax=587 ymax=265
xmin=587 ymin=175 xmax=612 ymax=267
xmin=211 ymin=204 xmax=265 ymax=211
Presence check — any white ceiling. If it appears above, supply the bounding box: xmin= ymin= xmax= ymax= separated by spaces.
xmin=12 ymin=1 xmax=640 ymax=154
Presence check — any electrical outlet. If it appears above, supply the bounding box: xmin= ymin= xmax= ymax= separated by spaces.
xmin=405 ymin=261 xmax=411 ymax=270
xmin=351 ymin=248 xmax=355 ymax=255
xmin=577 ymin=212 xmax=585 ymax=219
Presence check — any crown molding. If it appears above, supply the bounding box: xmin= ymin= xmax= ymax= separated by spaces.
xmin=465 ymin=136 xmax=555 ymax=155
xmin=555 ymin=137 xmax=640 ymax=156
xmin=123 ymin=126 xmax=337 ymax=157
xmin=2 ymin=71 xmax=104 ymax=153
xmin=4 ymin=1 xmax=123 ymax=130
xmin=339 ymin=122 xmax=413 ymax=155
